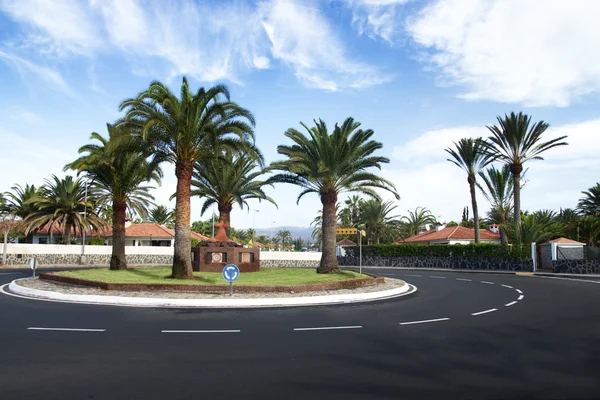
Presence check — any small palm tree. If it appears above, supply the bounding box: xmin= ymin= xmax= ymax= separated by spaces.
xmin=120 ymin=77 xmax=259 ymax=279
xmin=486 ymin=112 xmax=568 ymax=241
xmin=24 ymin=175 xmax=105 ymax=244
xmin=148 ymin=205 xmax=175 ymax=227
xmin=271 ymin=117 xmax=398 ymax=273
xmin=401 ymin=207 xmax=437 ymax=237
xmin=478 ymin=165 xmax=515 ymax=245
xmin=577 ymin=183 xmax=600 ymax=217
xmin=503 ymin=213 xmax=564 ymax=245
xmin=577 ymin=216 xmax=600 ymax=247
xmin=276 ymin=229 xmax=292 ymax=248
xmin=65 ymin=124 xmax=162 ymax=269
xmin=359 ymin=199 xmax=400 ymax=244
xmin=190 ymin=152 xmax=276 ymax=237
xmin=445 ymin=137 xmax=495 ymax=243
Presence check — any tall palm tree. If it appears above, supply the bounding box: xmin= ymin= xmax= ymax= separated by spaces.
xmin=445 ymin=137 xmax=495 ymax=243
xmin=190 ymin=152 xmax=276 ymax=237
xmin=401 ymin=207 xmax=437 ymax=237
xmin=24 ymin=175 xmax=105 ymax=244
xmin=147 ymin=205 xmax=175 ymax=227
xmin=359 ymin=199 xmax=400 ymax=244
xmin=486 ymin=112 xmax=568 ymax=241
xmin=271 ymin=117 xmax=398 ymax=273
xmin=478 ymin=165 xmax=515 ymax=245
xmin=65 ymin=124 xmax=162 ymax=269
xmin=577 ymin=183 xmax=600 ymax=217
xmin=119 ymin=77 xmax=259 ymax=279
xmin=577 ymin=216 xmax=600 ymax=247
xmin=276 ymin=229 xmax=292 ymax=247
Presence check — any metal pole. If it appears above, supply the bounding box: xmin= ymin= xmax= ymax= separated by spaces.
xmin=81 ymin=184 xmax=87 ymax=264
xmin=359 ymin=230 xmax=362 ymax=275
xmin=253 ymin=209 xmax=259 ymax=247
xmin=229 ymin=282 xmax=233 ymax=296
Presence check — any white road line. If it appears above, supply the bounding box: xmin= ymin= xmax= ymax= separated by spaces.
xmin=505 ymin=301 xmax=518 ymax=307
xmin=471 ymin=308 xmax=498 ymax=316
xmin=518 ymin=295 xmax=524 ymax=300
xmin=481 ymin=281 xmax=494 ymax=285
xmin=0 ymin=272 xmax=27 ymax=276
xmin=515 ymin=289 xmax=523 ymax=294
xmin=405 ymin=274 xmax=423 ymax=277
xmin=161 ymin=330 xmax=240 ymax=333
xmin=293 ymin=326 xmax=362 ymax=331
xmin=400 ymin=318 xmax=450 ymax=326
xmin=430 ymin=276 xmax=446 ymax=279
xmin=456 ymin=278 xmax=472 ymax=282
xmin=534 ymin=276 xmax=600 ymax=284
xmin=27 ymin=327 xmax=105 ymax=332
xmin=501 ymin=284 xmax=514 ymax=289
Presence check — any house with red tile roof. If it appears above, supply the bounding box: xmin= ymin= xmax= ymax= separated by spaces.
xmin=399 ymin=225 xmax=500 ymax=245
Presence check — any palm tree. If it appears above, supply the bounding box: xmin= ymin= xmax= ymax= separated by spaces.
xmin=276 ymin=229 xmax=292 ymax=248
xmin=401 ymin=207 xmax=436 ymax=237
xmin=445 ymin=138 xmax=495 ymax=243
xmin=359 ymin=199 xmax=400 ymax=244
xmin=119 ymin=77 xmax=259 ymax=279
xmin=478 ymin=165 xmax=514 ymax=245
xmin=271 ymin=117 xmax=398 ymax=273
xmin=503 ymin=213 xmax=565 ymax=245
xmin=310 ymin=213 xmax=323 ymax=250
xmin=191 ymin=152 xmax=276 ymax=237
xmin=3 ymin=184 xmax=44 ymax=243
xmin=577 ymin=216 xmax=600 ymax=247
xmin=148 ymin=205 xmax=175 ymax=227
xmin=578 ymin=183 xmax=600 ymax=217
xmin=65 ymin=124 xmax=162 ymax=269
xmin=486 ymin=112 xmax=568 ymax=241
xmin=24 ymin=175 xmax=105 ymax=244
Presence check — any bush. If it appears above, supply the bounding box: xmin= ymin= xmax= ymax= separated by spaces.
xmin=191 ymin=238 xmax=201 ymax=247
xmin=345 ymin=243 xmax=530 ymax=259
xmin=87 ymin=237 xmax=105 ymax=246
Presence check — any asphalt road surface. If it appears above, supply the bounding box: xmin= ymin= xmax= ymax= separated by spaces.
xmin=1 ymin=268 xmax=599 ymax=400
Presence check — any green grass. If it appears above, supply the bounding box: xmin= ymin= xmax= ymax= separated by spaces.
xmin=55 ymin=267 xmax=370 ymax=286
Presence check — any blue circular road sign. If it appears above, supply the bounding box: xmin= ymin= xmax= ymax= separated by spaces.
xmin=222 ymin=264 xmax=240 ymax=283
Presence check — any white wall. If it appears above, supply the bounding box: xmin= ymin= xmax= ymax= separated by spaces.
xmin=5 ymin=243 xmax=322 ymax=260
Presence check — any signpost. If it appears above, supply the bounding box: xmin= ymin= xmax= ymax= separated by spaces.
xmin=29 ymin=257 xmax=38 ymax=278
xmin=335 ymin=228 xmax=366 ymax=275
xmin=222 ymin=263 xmax=240 ymax=296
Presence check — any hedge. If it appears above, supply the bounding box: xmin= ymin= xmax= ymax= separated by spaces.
xmin=344 ymin=243 xmax=530 ymax=259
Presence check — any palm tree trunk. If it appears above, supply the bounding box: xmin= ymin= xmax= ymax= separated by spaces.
xmin=469 ymin=175 xmax=480 ymax=243
xmin=110 ymin=199 xmax=127 ymax=270
xmin=512 ymin=168 xmax=522 ymax=245
xmin=218 ymin=203 xmax=233 ymax=238
xmin=318 ymin=191 xmax=340 ymax=274
xmin=172 ymin=161 xmax=193 ymax=279
xmin=64 ymin=222 xmax=71 ymax=245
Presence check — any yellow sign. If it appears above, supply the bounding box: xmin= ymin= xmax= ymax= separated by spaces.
xmin=336 ymin=228 xmax=366 ymax=237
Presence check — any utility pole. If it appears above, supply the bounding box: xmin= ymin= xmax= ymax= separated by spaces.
xmin=79 ymin=183 xmax=88 ymax=265
xmin=252 ymin=209 xmax=259 ymax=247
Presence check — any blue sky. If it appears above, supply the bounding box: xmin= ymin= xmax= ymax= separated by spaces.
xmin=1 ymin=0 xmax=599 ymax=230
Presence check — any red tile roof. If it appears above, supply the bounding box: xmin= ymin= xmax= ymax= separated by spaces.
xmin=336 ymin=238 xmax=357 ymax=246
xmin=400 ymin=226 xmax=500 ymax=244
xmin=547 ymin=237 xmax=584 ymax=245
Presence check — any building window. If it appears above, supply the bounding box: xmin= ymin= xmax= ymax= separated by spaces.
xmin=38 ymin=238 xmax=48 ymax=244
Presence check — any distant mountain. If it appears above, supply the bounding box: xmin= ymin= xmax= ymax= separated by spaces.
xmin=255 ymin=226 xmax=314 ymax=242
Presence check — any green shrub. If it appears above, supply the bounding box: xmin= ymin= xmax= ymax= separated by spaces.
xmin=345 ymin=243 xmax=530 ymax=259
xmin=191 ymin=238 xmax=201 ymax=247
xmin=87 ymin=237 xmax=105 ymax=246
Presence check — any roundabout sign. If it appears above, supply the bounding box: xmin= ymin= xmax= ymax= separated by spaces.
xmin=223 ymin=264 xmax=240 ymax=296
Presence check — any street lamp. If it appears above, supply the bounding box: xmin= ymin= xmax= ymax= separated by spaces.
xmin=252 ymin=209 xmax=259 ymax=248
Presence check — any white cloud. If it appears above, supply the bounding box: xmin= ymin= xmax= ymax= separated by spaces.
xmin=0 ymin=49 xmax=73 ymax=96
xmin=388 ymin=119 xmax=600 ymax=222
xmin=1 ymin=0 xmax=389 ymax=91
xmin=7 ymin=107 xmax=44 ymax=126
xmin=349 ymin=0 xmax=410 ymax=44
xmin=406 ymin=0 xmax=600 ymax=106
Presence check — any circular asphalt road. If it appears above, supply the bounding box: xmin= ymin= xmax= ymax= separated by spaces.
xmin=0 ymin=268 xmax=599 ymax=400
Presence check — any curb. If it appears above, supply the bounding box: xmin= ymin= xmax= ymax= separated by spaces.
xmin=5 ymin=278 xmax=416 ymax=308
xmin=343 ymin=266 xmax=523 ymax=275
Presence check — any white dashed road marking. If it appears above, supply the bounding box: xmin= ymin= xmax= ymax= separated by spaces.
xmin=505 ymin=301 xmax=518 ymax=307
xmin=161 ymin=330 xmax=240 ymax=333
xmin=501 ymin=284 xmax=513 ymax=289
xmin=405 ymin=274 xmax=423 ymax=278
xmin=456 ymin=278 xmax=472 ymax=282
xmin=472 ymin=308 xmax=497 ymax=316
xmin=518 ymin=295 xmax=524 ymax=300
xmin=481 ymin=281 xmax=494 ymax=285
xmin=515 ymin=289 xmax=523 ymax=294
xmin=28 ymin=327 xmax=105 ymax=332
xmin=294 ymin=326 xmax=362 ymax=331
xmin=430 ymin=276 xmax=446 ymax=279
xmin=400 ymin=318 xmax=450 ymax=326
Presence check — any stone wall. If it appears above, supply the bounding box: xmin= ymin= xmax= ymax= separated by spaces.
xmin=338 ymin=255 xmax=533 ymax=272
xmin=3 ymin=253 xmax=173 ymax=266
xmin=552 ymin=259 xmax=600 ymax=274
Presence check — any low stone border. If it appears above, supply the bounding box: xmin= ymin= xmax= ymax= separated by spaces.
xmin=5 ymin=278 xmax=415 ymax=308
xmin=39 ymin=272 xmax=384 ymax=293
